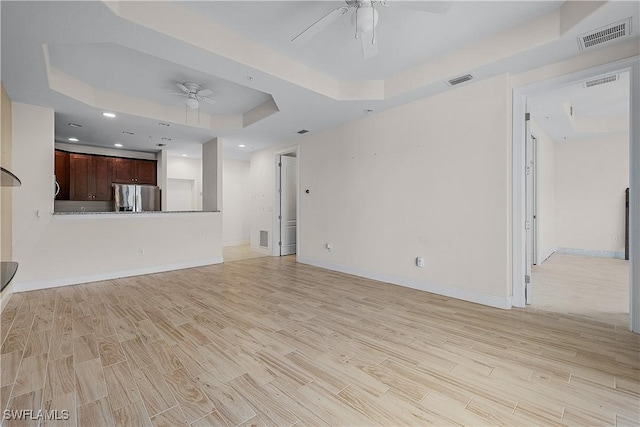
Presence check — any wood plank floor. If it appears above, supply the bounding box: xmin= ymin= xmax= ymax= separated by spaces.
xmin=1 ymin=256 xmax=638 ymax=426
xmin=531 ymin=253 xmax=629 ymax=328
xmin=222 ymin=245 xmax=268 ymax=263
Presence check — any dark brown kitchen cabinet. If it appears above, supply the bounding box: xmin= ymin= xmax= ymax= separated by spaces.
xmin=112 ymin=158 xmax=156 ymax=185
xmin=69 ymin=154 xmax=113 ymax=201
xmin=54 ymin=150 xmax=70 ymax=200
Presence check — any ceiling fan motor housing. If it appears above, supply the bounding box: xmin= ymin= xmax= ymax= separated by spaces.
xmin=355 ymin=2 xmax=379 ymax=33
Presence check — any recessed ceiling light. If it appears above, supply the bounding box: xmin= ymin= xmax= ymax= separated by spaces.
xmin=114 ymin=143 xmax=123 ymax=147
xmin=68 ymin=123 xmax=82 ymax=128
xmin=238 ymin=144 xmax=246 ymax=148
xmin=68 ymin=137 xmax=79 ymax=142
xmin=122 ymin=131 xmax=135 ymax=135
xmin=181 ymin=154 xmax=188 ymax=157
xmin=102 ymin=112 xmax=116 ymax=118
xmin=158 ymin=122 xmax=170 ymax=127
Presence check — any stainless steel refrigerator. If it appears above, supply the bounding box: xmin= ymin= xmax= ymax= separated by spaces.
xmin=113 ymin=184 xmax=161 ymax=212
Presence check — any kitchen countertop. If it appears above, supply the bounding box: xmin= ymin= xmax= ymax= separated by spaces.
xmin=53 ymin=210 xmax=220 ymax=215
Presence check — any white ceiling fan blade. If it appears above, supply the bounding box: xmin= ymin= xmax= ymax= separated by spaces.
xmin=360 ymin=31 xmax=379 ymax=59
xmin=171 ymin=92 xmax=188 ymax=96
xmin=197 ymin=89 xmax=212 ymax=97
xmin=200 ymin=97 xmax=216 ymax=105
xmin=292 ymin=6 xmax=350 ymax=45
xmin=383 ymin=1 xmax=453 ymax=14
xmin=176 ymin=83 xmax=190 ymax=93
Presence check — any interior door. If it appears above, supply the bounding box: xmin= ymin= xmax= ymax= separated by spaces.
xmin=279 ymin=155 xmax=297 ymax=256
xmin=524 ymin=113 xmax=534 ymax=304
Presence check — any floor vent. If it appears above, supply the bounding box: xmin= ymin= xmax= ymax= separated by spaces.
xmin=584 ymin=74 xmax=618 ymax=88
xmin=578 ymin=18 xmax=631 ymax=50
xmin=446 ymin=74 xmax=473 ymax=86
xmin=260 ymin=230 xmax=269 ymax=248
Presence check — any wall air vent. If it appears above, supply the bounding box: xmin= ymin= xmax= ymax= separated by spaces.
xmin=260 ymin=230 xmax=269 ymax=248
xmin=297 ymin=129 xmax=309 ymax=134
xmin=446 ymin=74 xmax=473 ymax=86
xmin=578 ymin=18 xmax=631 ymax=50
xmin=584 ymin=74 xmax=618 ymax=88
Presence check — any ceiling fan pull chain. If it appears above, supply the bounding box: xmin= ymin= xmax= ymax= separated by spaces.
xmin=355 ymin=6 xmax=359 ymax=39
xmin=372 ymin=8 xmax=376 ymax=45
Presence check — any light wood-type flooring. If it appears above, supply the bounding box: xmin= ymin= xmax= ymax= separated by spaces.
xmin=531 ymin=253 xmax=630 ymax=328
xmin=1 ymin=256 xmax=638 ymax=426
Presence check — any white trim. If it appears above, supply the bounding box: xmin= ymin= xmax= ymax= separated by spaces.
xmin=512 ymin=56 xmax=639 ymax=333
xmin=223 ymin=240 xmax=250 ymax=247
xmin=272 ymin=145 xmax=300 ymax=257
xmin=12 ymin=257 xmax=223 ymax=293
xmin=298 ymin=257 xmax=512 ymax=310
xmin=556 ymin=248 xmax=625 ymax=260
xmin=250 ymin=245 xmax=271 ymax=255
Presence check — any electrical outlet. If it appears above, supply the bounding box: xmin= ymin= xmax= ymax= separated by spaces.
xmin=326 ymin=243 xmax=332 ymax=252
xmin=416 ymin=257 xmax=424 ymax=268
xmin=139 ymin=249 xmax=145 ymax=255
xmin=613 ymin=237 xmax=618 ymax=242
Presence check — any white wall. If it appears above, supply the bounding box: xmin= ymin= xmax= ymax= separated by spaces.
xmin=555 ymin=133 xmax=629 ymax=256
xmin=223 ymin=159 xmax=250 ymax=246
xmin=251 ymin=74 xmax=512 ymax=308
xmin=11 ymin=103 xmax=222 ymax=292
xmin=167 ymin=155 xmax=202 ymax=211
xmin=531 ymin=120 xmax=556 ymax=264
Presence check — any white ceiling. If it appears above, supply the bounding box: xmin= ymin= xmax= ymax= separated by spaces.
xmin=1 ymin=1 xmax=638 ymax=160
xmin=529 ymin=71 xmax=630 ymax=142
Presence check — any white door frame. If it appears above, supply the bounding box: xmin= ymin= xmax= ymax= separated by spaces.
xmin=272 ymin=145 xmax=300 ymax=257
xmin=511 ymin=56 xmax=640 ymax=333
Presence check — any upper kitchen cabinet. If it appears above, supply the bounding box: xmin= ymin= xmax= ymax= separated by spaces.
xmin=113 ymin=158 xmax=156 ymax=185
xmin=69 ymin=154 xmax=113 ymax=201
xmin=54 ymin=150 xmax=70 ymax=200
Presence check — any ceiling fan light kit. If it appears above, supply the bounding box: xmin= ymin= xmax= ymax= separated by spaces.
xmin=174 ymin=82 xmax=216 ymax=110
xmin=291 ymin=0 xmax=451 ymax=59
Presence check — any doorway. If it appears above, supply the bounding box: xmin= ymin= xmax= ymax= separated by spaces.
xmin=166 ymin=178 xmax=195 ymax=211
xmin=512 ymin=57 xmax=639 ymax=333
xmin=274 ymin=147 xmax=299 ymax=256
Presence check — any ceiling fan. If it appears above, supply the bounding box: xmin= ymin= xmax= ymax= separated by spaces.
xmin=291 ymin=1 xmax=453 ymax=58
xmin=173 ymin=82 xmax=215 ymax=109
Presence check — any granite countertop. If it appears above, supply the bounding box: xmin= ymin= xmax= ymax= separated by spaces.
xmin=53 ymin=210 xmax=220 ymax=215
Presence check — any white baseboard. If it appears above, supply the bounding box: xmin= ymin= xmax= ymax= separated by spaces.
xmin=556 ymin=248 xmax=625 ymax=260
xmin=12 ymin=257 xmax=223 ymax=293
xmin=297 ymin=257 xmax=512 ymax=310
xmin=250 ymin=246 xmax=272 ymax=256
xmin=223 ymin=240 xmax=250 ymax=247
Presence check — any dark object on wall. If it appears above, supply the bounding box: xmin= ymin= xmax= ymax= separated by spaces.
xmin=1 ymin=167 xmax=21 ymax=292
xmin=625 ymin=188 xmax=629 ymax=261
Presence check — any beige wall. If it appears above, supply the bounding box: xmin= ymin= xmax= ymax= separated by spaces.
xmin=531 ymin=120 xmax=556 ymax=264
xmin=252 ymin=74 xmax=512 ymax=308
xmin=222 ymin=159 xmax=250 ymax=246
xmin=11 ymin=102 xmax=223 ymax=292
xmin=1 ymin=83 xmax=14 ymax=308
xmin=555 ymin=133 xmax=629 ymax=256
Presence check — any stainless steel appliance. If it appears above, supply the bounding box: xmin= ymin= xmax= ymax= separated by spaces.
xmin=113 ymin=184 xmax=161 ymax=212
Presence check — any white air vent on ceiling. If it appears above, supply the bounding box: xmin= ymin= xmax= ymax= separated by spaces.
xmin=578 ymin=18 xmax=631 ymax=50
xmin=446 ymin=74 xmax=473 ymax=86
xmin=584 ymin=74 xmax=618 ymax=88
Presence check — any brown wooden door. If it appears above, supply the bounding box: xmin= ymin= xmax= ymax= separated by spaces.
xmin=135 ymin=160 xmax=157 ymax=185
xmin=112 ymin=158 xmax=135 ymax=183
xmin=92 ymin=156 xmax=113 ymax=201
xmin=54 ymin=150 xmax=70 ymax=200
xmin=69 ymin=154 xmax=92 ymax=200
